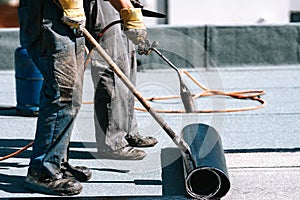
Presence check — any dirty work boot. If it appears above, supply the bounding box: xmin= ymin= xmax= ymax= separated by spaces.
xmin=61 ymin=162 xmax=92 ymax=182
xmin=24 ymin=167 xmax=82 ymax=196
xmin=97 ymin=146 xmax=146 ymax=160
xmin=126 ymin=134 xmax=158 ymax=147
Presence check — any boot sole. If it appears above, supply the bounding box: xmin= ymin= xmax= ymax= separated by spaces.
xmin=128 ymin=142 xmax=158 ymax=148
xmin=24 ymin=179 xmax=82 ymax=196
xmin=96 ymin=152 xmax=146 ymax=160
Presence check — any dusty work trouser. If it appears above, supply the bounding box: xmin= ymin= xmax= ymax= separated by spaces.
xmin=18 ymin=0 xmax=85 ymax=177
xmin=84 ymin=0 xmax=139 ymax=151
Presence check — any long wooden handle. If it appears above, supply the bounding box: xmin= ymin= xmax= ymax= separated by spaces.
xmin=81 ymin=27 xmax=192 ymax=155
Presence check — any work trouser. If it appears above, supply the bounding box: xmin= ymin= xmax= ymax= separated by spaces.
xmin=18 ymin=0 xmax=85 ymax=177
xmin=84 ymin=0 xmax=139 ymax=151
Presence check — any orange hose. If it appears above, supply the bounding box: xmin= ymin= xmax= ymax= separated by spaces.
xmin=83 ymin=69 xmax=266 ymax=113
xmin=0 ymin=141 xmax=34 ymax=161
xmin=132 ymin=69 xmax=266 ymax=113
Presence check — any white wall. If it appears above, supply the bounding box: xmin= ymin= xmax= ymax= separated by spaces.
xmin=141 ymin=0 xmax=158 ymax=25
xmin=290 ymin=0 xmax=300 ymax=11
xmin=168 ymin=0 xmax=290 ymax=25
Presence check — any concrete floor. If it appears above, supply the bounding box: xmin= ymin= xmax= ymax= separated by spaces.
xmin=0 ymin=66 xmax=299 ymax=199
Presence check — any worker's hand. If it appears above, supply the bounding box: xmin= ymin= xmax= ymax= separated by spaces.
xmin=137 ymin=40 xmax=158 ymax=55
xmin=56 ymin=0 xmax=86 ymax=29
xmin=120 ymin=8 xmax=147 ymax=45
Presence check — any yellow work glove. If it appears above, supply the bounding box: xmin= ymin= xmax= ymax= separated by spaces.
xmin=57 ymin=0 xmax=86 ymax=29
xmin=120 ymin=8 xmax=147 ymax=45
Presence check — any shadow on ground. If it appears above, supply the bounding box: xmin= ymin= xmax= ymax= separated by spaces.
xmin=0 ymin=106 xmax=18 ymax=116
xmin=0 ymin=173 xmax=28 ymax=194
xmin=161 ymin=148 xmax=187 ymax=197
xmin=0 ymin=139 xmax=98 ymax=160
xmin=0 ymin=146 xmax=189 ymax=199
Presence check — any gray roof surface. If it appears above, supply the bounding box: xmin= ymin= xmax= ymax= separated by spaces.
xmin=0 ymin=66 xmax=299 ymax=199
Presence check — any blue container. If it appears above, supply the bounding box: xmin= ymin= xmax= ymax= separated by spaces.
xmin=15 ymin=47 xmax=43 ymax=117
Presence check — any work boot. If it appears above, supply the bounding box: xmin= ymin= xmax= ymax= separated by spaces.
xmin=24 ymin=167 xmax=82 ymax=196
xmin=97 ymin=146 xmax=146 ymax=160
xmin=126 ymin=134 xmax=158 ymax=147
xmin=61 ymin=162 xmax=92 ymax=182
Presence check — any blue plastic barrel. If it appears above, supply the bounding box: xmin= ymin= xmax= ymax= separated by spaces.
xmin=15 ymin=47 xmax=43 ymax=117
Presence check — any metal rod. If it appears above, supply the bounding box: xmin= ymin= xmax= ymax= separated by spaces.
xmin=152 ymin=47 xmax=195 ymax=113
